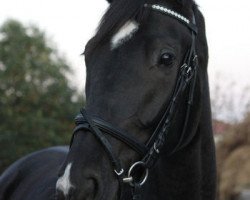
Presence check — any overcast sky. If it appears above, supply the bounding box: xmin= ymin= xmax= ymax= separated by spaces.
xmin=1 ymin=0 xmax=250 ymax=93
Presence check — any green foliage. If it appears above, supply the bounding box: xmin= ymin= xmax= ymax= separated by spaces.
xmin=0 ymin=19 xmax=84 ymax=173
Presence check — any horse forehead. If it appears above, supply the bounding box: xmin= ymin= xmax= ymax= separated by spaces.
xmin=111 ymin=20 xmax=139 ymax=49
xmin=56 ymin=163 xmax=74 ymax=196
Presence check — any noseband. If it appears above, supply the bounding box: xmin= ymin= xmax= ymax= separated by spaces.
xmin=71 ymin=4 xmax=198 ymax=200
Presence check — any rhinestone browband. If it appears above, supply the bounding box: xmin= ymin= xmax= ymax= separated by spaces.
xmin=144 ymin=4 xmax=190 ymax=25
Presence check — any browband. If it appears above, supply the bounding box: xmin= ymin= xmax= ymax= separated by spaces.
xmin=144 ymin=4 xmax=198 ymax=34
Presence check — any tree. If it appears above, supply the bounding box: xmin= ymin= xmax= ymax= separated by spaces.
xmin=0 ymin=19 xmax=83 ymax=172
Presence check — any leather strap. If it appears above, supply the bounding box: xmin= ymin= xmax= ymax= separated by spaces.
xmin=74 ymin=114 xmax=148 ymax=155
xmin=80 ymin=109 xmax=123 ymax=174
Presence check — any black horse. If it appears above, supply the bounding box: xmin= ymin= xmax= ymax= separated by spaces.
xmin=0 ymin=0 xmax=216 ymax=199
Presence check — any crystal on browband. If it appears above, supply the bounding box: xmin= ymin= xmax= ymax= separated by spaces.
xmin=144 ymin=4 xmax=190 ymax=25
xmin=144 ymin=4 xmax=198 ymax=34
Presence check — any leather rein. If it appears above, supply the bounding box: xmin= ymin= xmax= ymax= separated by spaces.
xmin=70 ymin=4 xmax=198 ymax=200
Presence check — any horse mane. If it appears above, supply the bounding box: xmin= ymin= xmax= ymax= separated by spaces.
xmin=85 ymin=0 xmax=197 ymax=56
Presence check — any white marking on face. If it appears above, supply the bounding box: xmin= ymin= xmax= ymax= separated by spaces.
xmin=111 ymin=20 xmax=139 ymax=49
xmin=56 ymin=163 xmax=74 ymax=196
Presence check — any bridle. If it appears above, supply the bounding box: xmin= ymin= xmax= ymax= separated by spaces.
xmin=70 ymin=4 xmax=198 ymax=200
xmin=72 ymin=4 xmax=198 ymax=199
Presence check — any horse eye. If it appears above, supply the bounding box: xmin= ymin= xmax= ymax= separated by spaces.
xmin=159 ymin=53 xmax=175 ymax=66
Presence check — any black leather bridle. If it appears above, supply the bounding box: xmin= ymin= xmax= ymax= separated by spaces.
xmin=70 ymin=4 xmax=198 ymax=200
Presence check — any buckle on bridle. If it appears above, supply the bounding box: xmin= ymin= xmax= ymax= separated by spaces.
xmin=181 ymin=63 xmax=194 ymax=81
xmin=154 ymin=142 xmax=160 ymax=154
xmin=123 ymin=161 xmax=149 ymax=187
xmin=193 ymin=54 xmax=198 ymax=62
xmin=180 ymin=63 xmax=188 ymax=70
xmin=186 ymin=66 xmax=192 ymax=75
xmin=114 ymin=168 xmax=124 ymax=176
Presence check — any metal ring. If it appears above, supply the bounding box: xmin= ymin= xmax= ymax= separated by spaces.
xmin=127 ymin=161 xmax=149 ymax=187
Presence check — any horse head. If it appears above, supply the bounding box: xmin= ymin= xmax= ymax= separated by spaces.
xmin=56 ymin=0 xmax=209 ymax=199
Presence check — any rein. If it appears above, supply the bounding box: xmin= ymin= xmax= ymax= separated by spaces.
xmin=70 ymin=4 xmax=198 ymax=200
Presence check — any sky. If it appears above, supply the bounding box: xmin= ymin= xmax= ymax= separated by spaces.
xmin=0 ymin=0 xmax=250 ymax=96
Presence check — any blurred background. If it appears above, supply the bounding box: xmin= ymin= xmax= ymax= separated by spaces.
xmin=0 ymin=0 xmax=250 ymax=199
